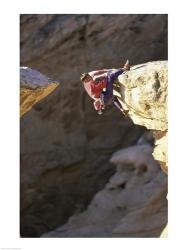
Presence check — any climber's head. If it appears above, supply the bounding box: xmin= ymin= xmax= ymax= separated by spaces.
xmin=80 ymin=73 xmax=92 ymax=82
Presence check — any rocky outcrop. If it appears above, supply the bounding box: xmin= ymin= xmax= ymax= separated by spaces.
xmin=41 ymin=61 xmax=168 ymax=238
xmin=20 ymin=69 xmax=145 ymax=237
xmin=117 ymin=60 xmax=168 ymax=236
xmin=20 ymin=15 xmax=168 ymax=237
xmin=117 ymin=61 xmax=167 ymax=131
xmin=117 ymin=61 xmax=168 ymax=173
xmin=42 ymin=139 xmax=167 ymax=237
xmin=20 ymin=67 xmax=59 ymax=116
xmin=20 ymin=61 xmax=168 ymax=238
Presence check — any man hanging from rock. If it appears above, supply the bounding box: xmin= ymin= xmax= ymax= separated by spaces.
xmin=80 ymin=60 xmax=130 ymax=115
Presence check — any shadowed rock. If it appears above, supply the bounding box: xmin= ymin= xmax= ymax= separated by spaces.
xmin=41 ymin=61 xmax=168 ymax=238
xmin=20 ymin=67 xmax=145 ymax=237
xmin=117 ymin=60 xmax=168 ymax=236
xmin=20 ymin=15 xmax=168 ymax=237
xmin=20 ymin=14 xmax=167 ymax=87
xmin=42 ymin=141 xmax=167 ymax=237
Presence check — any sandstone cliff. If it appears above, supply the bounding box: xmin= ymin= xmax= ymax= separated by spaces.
xmin=41 ymin=61 xmax=168 ymax=238
xmin=20 ymin=14 xmax=168 ymax=237
xmin=20 ymin=14 xmax=167 ymax=87
xmin=117 ymin=60 xmax=168 ymax=173
xmin=20 ymin=68 xmax=145 ymax=237
xmin=42 ymin=142 xmax=167 ymax=238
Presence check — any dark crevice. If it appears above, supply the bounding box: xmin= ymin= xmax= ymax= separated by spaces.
xmin=118 ymin=182 xmax=127 ymax=189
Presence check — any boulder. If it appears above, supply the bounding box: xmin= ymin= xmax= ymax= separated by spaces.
xmin=117 ymin=61 xmax=167 ymax=131
xmin=42 ymin=142 xmax=167 ymax=237
xmin=117 ymin=61 xmax=168 ymax=173
xmin=20 ymin=67 xmax=59 ymax=116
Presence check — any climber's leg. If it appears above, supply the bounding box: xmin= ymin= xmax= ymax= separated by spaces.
xmin=113 ymin=96 xmax=129 ymax=116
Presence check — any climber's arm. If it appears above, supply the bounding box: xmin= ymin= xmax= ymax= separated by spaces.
xmin=109 ymin=69 xmax=125 ymax=80
xmin=104 ymin=69 xmax=124 ymax=93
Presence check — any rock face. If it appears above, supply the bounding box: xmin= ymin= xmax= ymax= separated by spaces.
xmin=41 ymin=61 xmax=168 ymax=238
xmin=20 ymin=14 xmax=167 ymax=86
xmin=152 ymin=131 xmax=168 ymax=174
xmin=117 ymin=61 xmax=168 ymax=173
xmin=118 ymin=61 xmax=167 ymax=131
xmin=42 ymin=142 xmax=167 ymax=237
xmin=20 ymin=14 xmax=168 ymax=237
xmin=118 ymin=60 xmax=168 ymax=237
xmin=20 ymin=61 xmax=168 ymax=238
xmin=20 ymin=70 xmax=145 ymax=237
xmin=20 ymin=67 xmax=59 ymax=116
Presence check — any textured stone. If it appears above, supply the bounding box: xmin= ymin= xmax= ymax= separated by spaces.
xmin=20 ymin=67 xmax=59 ymax=116
xmin=20 ymin=14 xmax=167 ymax=86
xmin=20 ymin=14 xmax=168 ymax=237
xmin=20 ymin=70 xmax=145 ymax=237
xmin=117 ymin=61 xmax=168 ymax=131
xmin=42 ymin=142 xmax=167 ymax=238
xmin=152 ymin=132 xmax=168 ymax=174
xmin=116 ymin=61 xmax=168 ymax=174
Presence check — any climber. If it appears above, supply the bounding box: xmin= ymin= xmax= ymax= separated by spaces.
xmin=80 ymin=60 xmax=130 ymax=115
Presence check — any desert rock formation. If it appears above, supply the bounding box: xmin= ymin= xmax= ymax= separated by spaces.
xmin=20 ymin=67 xmax=59 ymax=116
xmin=20 ymin=14 xmax=168 ymax=237
xmin=42 ymin=61 xmax=168 ymax=237
xmin=117 ymin=61 xmax=168 ymax=173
